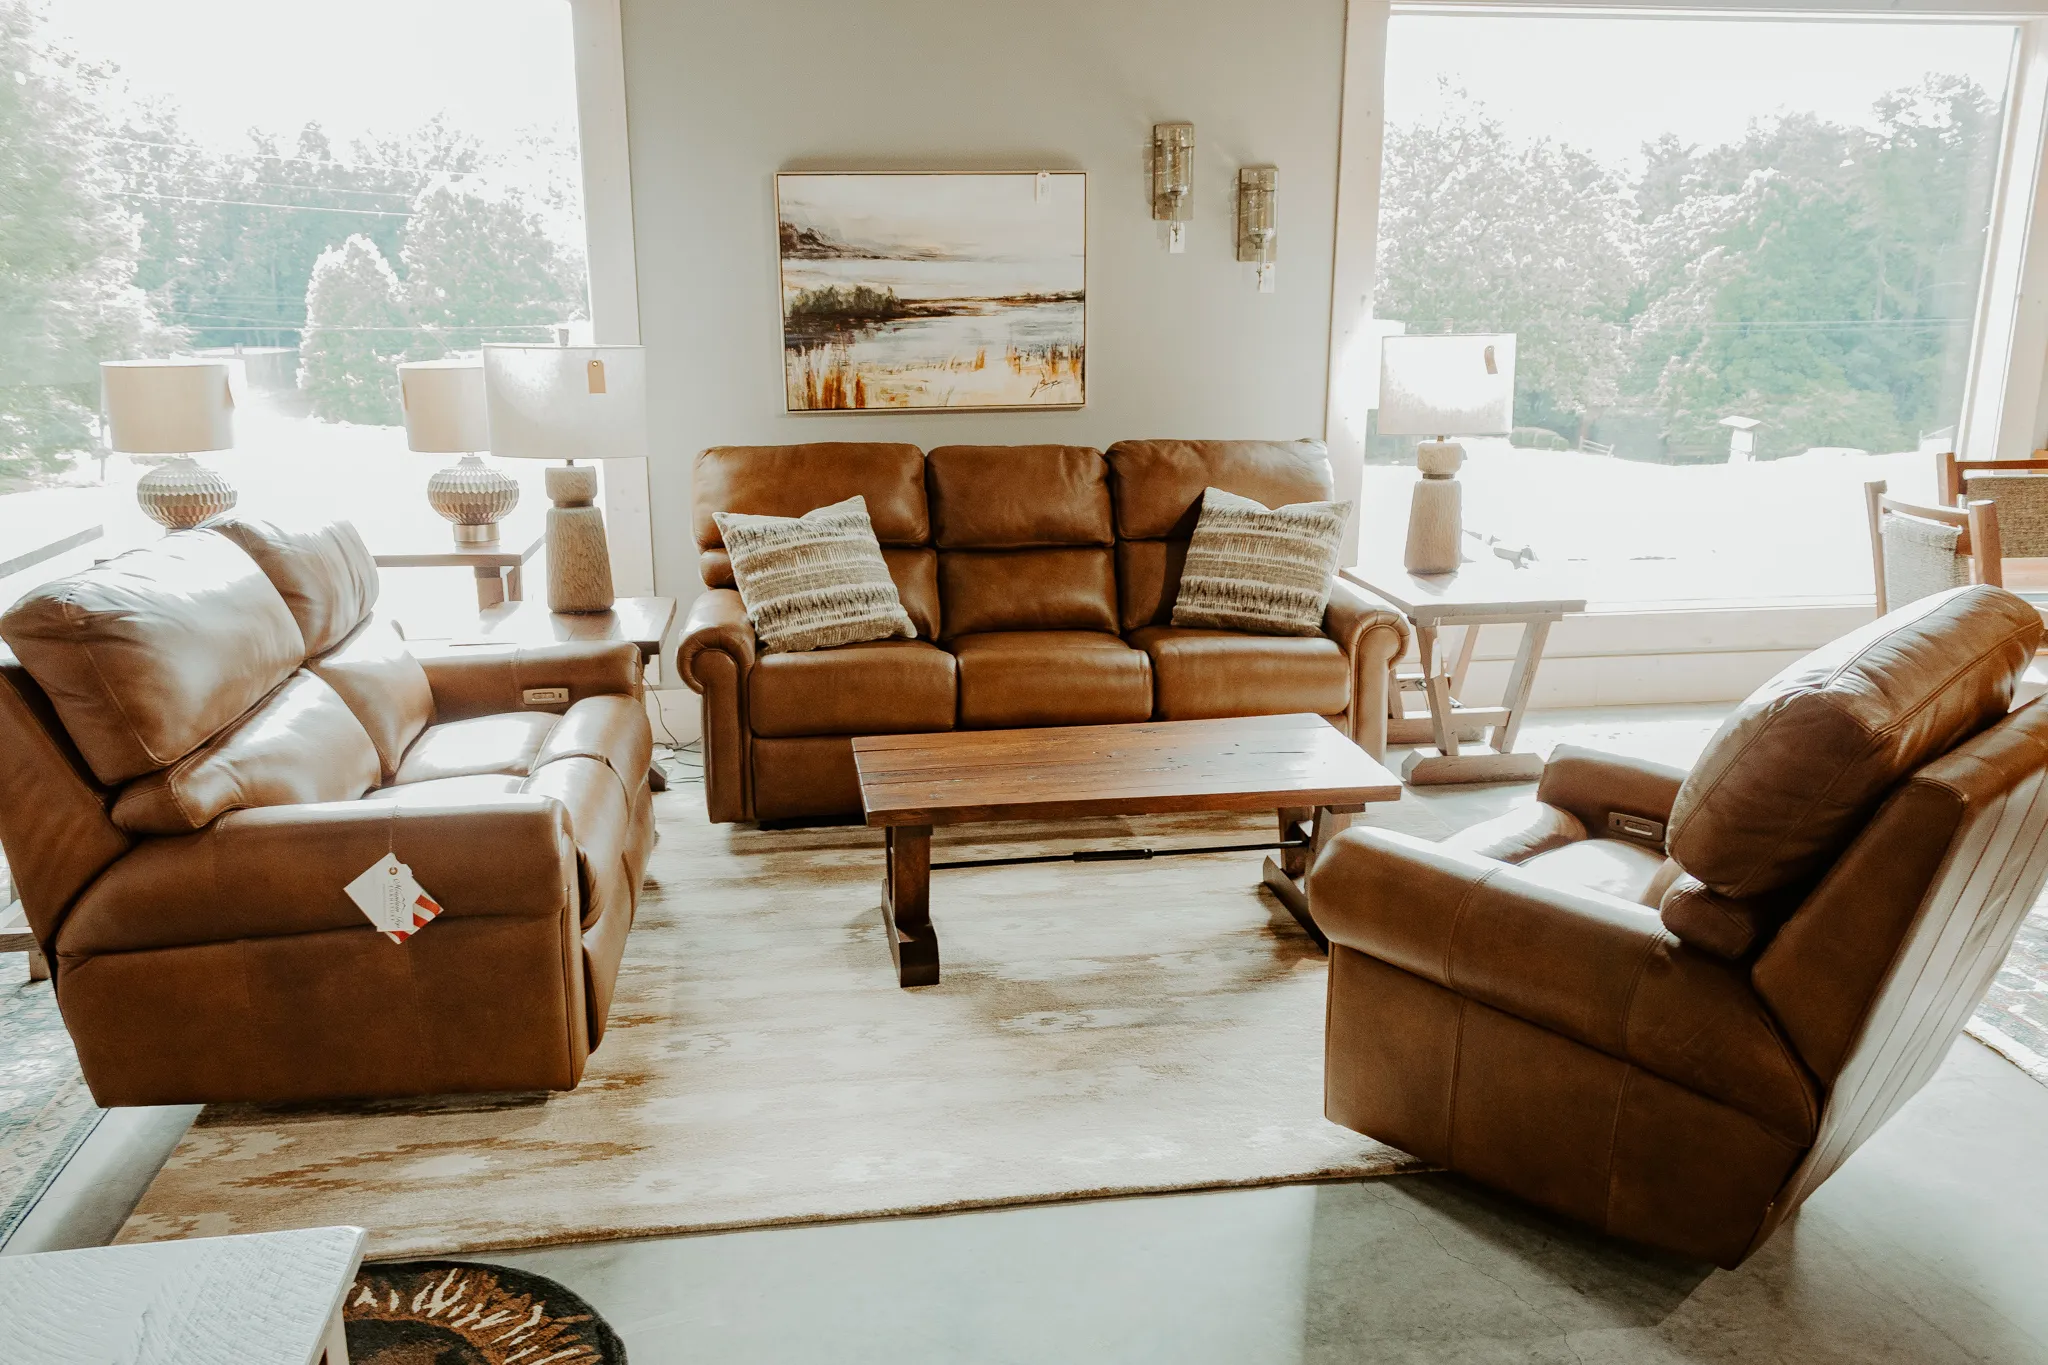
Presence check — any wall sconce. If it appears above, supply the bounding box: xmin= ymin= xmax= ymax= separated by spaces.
xmin=1152 ymin=122 xmax=1194 ymax=253
xmin=1237 ymin=166 xmax=1277 ymax=292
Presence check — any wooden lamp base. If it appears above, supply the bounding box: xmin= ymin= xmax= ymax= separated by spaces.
xmin=544 ymin=463 xmax=615 ymax=613
xmin=1403 ymin=440 xmax=1465 ymax=574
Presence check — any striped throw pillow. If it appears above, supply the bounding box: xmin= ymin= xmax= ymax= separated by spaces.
xmin=1171 ymin=487 xmax=1351 ymax=637
xmin=712 ymin=495 xmax=915 ymax=653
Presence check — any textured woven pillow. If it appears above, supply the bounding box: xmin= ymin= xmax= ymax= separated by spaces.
xmin=1170 ymin=487 xmax=1351 ymax=636
xmin=712 ymin=495 xmax=915 ymax=653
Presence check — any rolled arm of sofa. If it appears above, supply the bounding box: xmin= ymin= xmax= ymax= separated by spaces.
xmin=1322 ymin=578 xmax=1410 ymax=759
xmin=1310 ymin=826 xmax=1817 ymax=1142
xmin=415 ymin=640 xmax=644 ymax=723
xmin=678 ymin=588 xmax=756 ymax=823
xmin=58 ymin=796 xmax=580 ymax=958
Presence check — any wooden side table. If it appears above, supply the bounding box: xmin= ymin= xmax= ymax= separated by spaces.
xmin=372 ymin=528 xmax=547 ymax=611
xmin=2 ymin=897 xmax=47 ymax=983
xmin=0 ymin=1226 xmax=365 ymax=1365
xmin=1343 ymin=556 xmax=1586 ymax=785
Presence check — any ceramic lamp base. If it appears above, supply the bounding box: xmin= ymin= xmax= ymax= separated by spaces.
xmin=544 ymin=463 xmax=614 ymax=613
xmin=136 ymin=455 xmax=237 ymax=530
xmin=426 ymin=453 xmax=520 ymax=547
xmin=1403 ymin=440 xmax=1465 ymax=575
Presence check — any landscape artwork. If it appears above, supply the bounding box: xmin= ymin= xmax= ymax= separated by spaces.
xmin=777 ymin=172 xmax=1086 ymax=411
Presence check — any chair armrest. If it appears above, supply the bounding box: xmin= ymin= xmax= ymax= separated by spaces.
xmin=1311 ymin=827 xmax=1818 ymax=1142
xmin=678 ymin=588 xmax=757 ymax=694
xmin=414 ymin=640 xmax=643 ymax=723
xmin=1536 ymin=745 xmax=1688 ymax=841
xmin=57 ymin=796 xmax=579 ymax=958
xmin=1322 ymin=578 xmax=1410 ymax=759
xmin=1322 ymin=577 xmax=1410 ymax=658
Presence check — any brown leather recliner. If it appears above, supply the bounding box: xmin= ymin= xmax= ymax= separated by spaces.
xmin=1313 ymin=584 xmax=2048 ymax=1266
xmin=679 ymin=440 xmax=1409 ymax=823
xmin=0 ymin=519 xmax=656 ymax=1106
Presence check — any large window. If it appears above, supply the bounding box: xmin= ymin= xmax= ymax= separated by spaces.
xmin=0 ymin=0 xmax=590 ymax=628
xmin=1363 ymin=14 xmax=2016 ymax=606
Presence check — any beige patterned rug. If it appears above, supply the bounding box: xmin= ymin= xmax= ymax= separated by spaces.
xmin=116 ymin=773 xmax=1443 ymax=1260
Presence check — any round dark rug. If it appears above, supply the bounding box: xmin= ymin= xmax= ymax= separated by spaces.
xmin=344 ymin=1259 xmax=627 ymax=1364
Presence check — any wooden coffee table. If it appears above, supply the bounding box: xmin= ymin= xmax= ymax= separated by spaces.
xmin=852 ymin=713 xmax=1402 ymax=987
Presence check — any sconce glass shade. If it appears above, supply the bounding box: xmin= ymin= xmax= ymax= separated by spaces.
xmin=1377 ymin=334 xmax=1517 ymax=438
xmin=482 ymin=344 xmax=648 ymax=462
xmin=1152 ymin=122 xmax=1194 ymax=222
xmin=1236 ymin=167 xmax=1277 ymax=263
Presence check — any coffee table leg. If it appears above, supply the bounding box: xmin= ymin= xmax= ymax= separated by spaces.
xmin=882 ymin=824 xmax=939 ymax=988
xmin=1262 ymin=805 xmax=1356 ymax=951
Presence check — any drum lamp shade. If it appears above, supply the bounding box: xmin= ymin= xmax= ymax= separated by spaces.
xmin=1377 ymin=335 xmax=1516 ymax=438
xmin=100 ymin=360 xmax=234 ymax=454
xmin=482 ymin=345 xmax=647 ymax=462
xmin=399 ymin=360 xmax=490 ymax=453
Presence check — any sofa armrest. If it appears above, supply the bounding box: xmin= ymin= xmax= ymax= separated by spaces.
xmin=678 ymin=588 xmax=757 ymax=692
xmin=1311 ymin=826 xmax=1818 ymax=1142
xmin=57 ymin=796 xmax=579 ymax=958
xmin=414 ymin=640 xmax=643 ymax=723
xmin=1322 ymin=578 xmax=1410 ymax=759
xmin=1536 ymin=745 xmax=1688 ymax=841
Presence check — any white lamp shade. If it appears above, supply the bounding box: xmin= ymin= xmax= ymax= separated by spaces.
xmin=100 ymin=360 xmax=234 ymax=454
xmin=399 ymin=360 xmax=489 ymax=453
xmin=1376 ymin=334 xmax=1516 ymax=438
xmin=483 ymin=345 xmax=647 ymax=462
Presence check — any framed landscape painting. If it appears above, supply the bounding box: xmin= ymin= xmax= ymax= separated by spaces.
xmin=776 ymin=171 xmax=1086 ymax=411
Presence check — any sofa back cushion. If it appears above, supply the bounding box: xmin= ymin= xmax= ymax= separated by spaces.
xmin=110 ymin=671 xmax=381 ymax=834
xmin=928 ymin=445 xmax=1118 ymax=637
xmin=0 ymin=531 xmax=306 ymax=785
xmin=1105 ymin=439 xmax=1337 ymax=631
xmin=1669 ymin=584 xmax=2041 ymax=899
xmin=306 ymin=615 xmax=433 ymax=781
xmin=211 ymin=517 xmax=378 ymax=655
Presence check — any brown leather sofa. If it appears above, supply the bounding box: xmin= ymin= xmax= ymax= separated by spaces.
xmin=0 ymin=518 xmax=655 ymax=1106
xmin=1313 ymin=584 xmax=2048 ymax=1266
xmin=680 ymin=440 xmax=1409 ymax=823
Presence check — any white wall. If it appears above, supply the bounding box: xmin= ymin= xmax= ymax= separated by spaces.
xmin=619 ymin=0 xmax=1351 ymax=603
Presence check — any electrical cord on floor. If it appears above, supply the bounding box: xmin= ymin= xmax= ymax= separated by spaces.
xmin=654 ymin=738 xmax=705 ymax=786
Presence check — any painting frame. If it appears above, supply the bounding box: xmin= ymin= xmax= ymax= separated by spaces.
xmin=774 ymin=170 xmax=1088 ymax=414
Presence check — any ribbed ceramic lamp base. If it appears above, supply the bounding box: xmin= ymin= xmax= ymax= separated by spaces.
xmin=135 ymin=456 xmax=237 ymax=530
xmin=426 ymin=453 xmax=521 ymax=546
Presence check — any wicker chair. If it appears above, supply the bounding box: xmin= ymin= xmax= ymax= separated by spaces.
xmin=1865 ymin=479 xmax=2001 ymax=615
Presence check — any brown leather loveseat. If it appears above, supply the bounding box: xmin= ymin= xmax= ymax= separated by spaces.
xmin=1313 ymin=584 xmax=2048 ymax=1266
xmin=680 ymin=440 xmax=1409 ymax=823
xmin=0 ymin=518 xmax=655 ymax=1105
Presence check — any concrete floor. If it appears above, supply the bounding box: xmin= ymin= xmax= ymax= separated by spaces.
xmin=9 ymin=706 xmax=2048 ymax=1362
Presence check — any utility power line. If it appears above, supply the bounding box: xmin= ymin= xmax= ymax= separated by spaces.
xmin=111 ymin=191 xmax=412 ymax=218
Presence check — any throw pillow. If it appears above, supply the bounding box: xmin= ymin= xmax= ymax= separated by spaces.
xmin=1170 ymin=487 xmax=1352 ymax=637
xmin=713 ymin=494 xmax=916 ymax=653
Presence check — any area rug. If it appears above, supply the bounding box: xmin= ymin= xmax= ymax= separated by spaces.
xmin=0 ymin=966 xmax=102 ymax=1245
xmin=115 ymin=787 xmax=1447 ymax=1260
xmin=346 ymin=1261 xmax=624 ymax=1364
xmin=1968 ymin=903 xmax=2048 ymax=1087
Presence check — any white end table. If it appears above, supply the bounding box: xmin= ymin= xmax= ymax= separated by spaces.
xmin=1343 ymin=555 xmax=1587 ymax=785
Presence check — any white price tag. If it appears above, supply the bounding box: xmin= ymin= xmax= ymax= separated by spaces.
xmin=344 ymin=853 xmax=446 ymax=944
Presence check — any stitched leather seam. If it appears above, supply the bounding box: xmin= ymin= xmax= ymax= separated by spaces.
xmin=1441 ymin=867 xmax=1497 ymax=989
xmin=1445 ymin=995 xmax=1467 ymax=1162
xmin=1614 ymin=932 xmax=1661 ymax=1055
xmin=1603 ymin=1067 xmax=1633 ymax=1232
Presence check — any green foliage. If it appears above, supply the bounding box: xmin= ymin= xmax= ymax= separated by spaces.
xmin=0 ymin=0 xmax=164 ymax=475
xmin=298 ymin=235 xmax=407 ymax=424
xmin=402 ymin=183 xmax=586 ymax=353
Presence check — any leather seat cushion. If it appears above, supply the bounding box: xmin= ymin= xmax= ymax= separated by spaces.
xmin=394 ymin=711 xmax=560 ymax=785
xmin=0 ymin=530 xmax=305 ymax=785
xmin=1129 ymin=626 xmax=1348 ymax=720
xmin=750 ymin=640 xmax=956 ymax=738
xmin=211 ymin=517 xmax=379 ymax=655
xmin=1515 ymin=838 xmax=1683 ymax=909
xmin=1670 ymin=584 xmax=2042 ymax=897
xmin=306 ymin=615 xmax=432 ymax=781
xmin=951 ymin=631 xmax=1153 ymax=729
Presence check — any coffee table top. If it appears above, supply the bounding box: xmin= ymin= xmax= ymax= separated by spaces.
xmin=852 ymin=713 xmax=1402 ymax=828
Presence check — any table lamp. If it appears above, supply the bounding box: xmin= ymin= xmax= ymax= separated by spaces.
xmin=101 ymin=359 xmax=237 ymax=530
xmin=398 ymin=359 xmax=520 ymax=546
xmin=1377 ymin=333 xmax=1516 ymax=574
xmin=482 ymin=343 xmax=647 ymax=613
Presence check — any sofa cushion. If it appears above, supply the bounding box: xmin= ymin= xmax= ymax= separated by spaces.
xmin=111 ymin=672 xmax=381 ymax=835
xmin=1659 ymin=874 xmax=1802 ymax=962
xmin=373 ymin=774 xmax=526 ymax=805
xmin=951 ymin=631 xmax=1153 ymax=729
xmin=1129 ymin=626 xmax=1348 ymax=720
xmin=211 ymin=517 xmax=378 ymax=655
xmin=1105 ymin=439 xmax=1336 ymax=540
xmin=1514 ymin=839 xmax=1683 ymax=909
xmin=395 ymin=711 xmax=560 ymax=785
xmin=695 ymin=443 xmax=928 ymax=584
xmin=0 ymin=531 xmax=306 ymax=785
xmin=714 ymin=495 xmax=917 ymax=654
xmin=1170 ymin=487 xmax=1350 ymax=637
xmin=306 ymin=615 xmax=432 ymax=782
xmin=750 ymin=639 xmax=956 ymax=738
xmin=535 ymin=694 xmax=656 ymax=796
xmin=1669 ymin=584 xmax=2041 ymax=897
xmin=926 ymin=445 xmax=1113 ymax=548
xmin=940 ymin=548 xmax=1119 ymax=637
